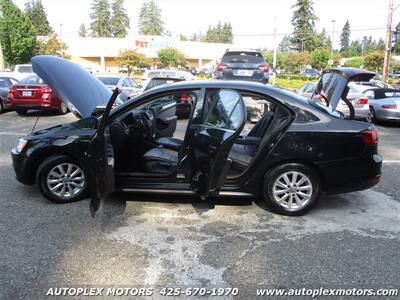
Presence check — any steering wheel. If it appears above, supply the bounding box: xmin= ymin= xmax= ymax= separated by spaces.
xmin=140 ymin=108 xmax=155 ymax=140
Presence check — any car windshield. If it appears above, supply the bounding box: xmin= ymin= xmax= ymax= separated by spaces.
xmin=221 ymin=52 xmax=265 ymax=64
xmin=97 ymin=77 xmax=120 ymax=86
xmin=17 ymin=65 xmax=33 ymax=73
xmin=19 ymin=75 xmax=43 ymax=84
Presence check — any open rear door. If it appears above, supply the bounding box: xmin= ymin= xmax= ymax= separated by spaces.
xmin=188 ymin=89 xmax=246 ymax=198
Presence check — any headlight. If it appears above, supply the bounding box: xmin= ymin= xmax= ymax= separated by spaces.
xmin=15 ymin=138 xmax=27 ymax=153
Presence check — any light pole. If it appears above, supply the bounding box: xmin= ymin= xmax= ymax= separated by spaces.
xmin=329 ymin=20 xmax=336 ymax=68
xmin=383 ymin=0 xmax=398 ymax=82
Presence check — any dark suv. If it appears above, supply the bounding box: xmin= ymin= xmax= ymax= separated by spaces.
xmin=215 ymin=49 xmax=269 ymax=84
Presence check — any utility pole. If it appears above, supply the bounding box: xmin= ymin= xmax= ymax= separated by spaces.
xmin=272 ymin=17 xmax=277 ymax=85
xmin=329 ymin=20 xmax=336 ymax=68
xmin=383 ymin=0 xmax=394 ymax=82
xmin=0 ymin=10 xmax=4 ymax=71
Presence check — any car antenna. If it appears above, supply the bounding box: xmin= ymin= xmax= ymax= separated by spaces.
xmin=31 ymin=106 xmax=44 ymax=134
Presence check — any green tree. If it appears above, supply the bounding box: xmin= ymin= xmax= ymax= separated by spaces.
xmin=344 ymin=56 xmax=364 ymax=68
xmin=313 ymin=28 xmax=331 ymax=49
xmin=203 ymin=21 xmax=233 ymax=43
xmin=340 ymin=20 xmax=350 ymax=53
xmin=117 ymin=49 xmax=151 ymax=73
xmin=363 ymin=51 xmax=384 ymax=72
xmin=347 ymin=39 xmax=362 ymax=57
xmin=24 ymin=0 xmax=52 ymax=35
xmin=0 ymin=0 xmax=36 ymax=65
xmin=262 ymin=51 xmax=284 ymax=69
xmin=157 ymin=47 xmax=186 ymax=68
xmin=311 ymin=48 xmax=330 ymax=70
xmin=138 ymin=0 xmax=164 ymax=35
xmin=36 ymin=34 xmax=70 ymax=58
xmin=282 ymin=51 xmax=311 ymax=73
xmin=291 ymin=0 xmax=318 ymax=52
xmin=279 ymin=35 xmax=292 ymax=52
xmin=89 ymin=0 xmax=111 ymax=37
xmin=110 ymin=0 xmax=130 ymax=37
xmin=78 ymin=23 xmax=87 ymax=37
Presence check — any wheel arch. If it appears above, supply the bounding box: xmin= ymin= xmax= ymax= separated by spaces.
xmin=262 ymin=158 xmax=326 ymax=193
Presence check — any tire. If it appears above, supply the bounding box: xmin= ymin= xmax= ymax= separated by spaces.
xmin=58 ymin=102 xmax=68 ymax=115
xmin=369 ymin=106 xmax=377 ymax=123
xmin=0 ymin=101 xmax=3 ymax=114
xmin=16 ymin=109 xmax=28 ymax=115
xmin=36 ymin=155 xmax=89 ymax=203
xmin=262 ymin=163 xmax=320 ymax=216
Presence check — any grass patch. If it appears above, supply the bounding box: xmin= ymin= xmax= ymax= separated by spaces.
xmin=274 ymin=77 xmax=315 ymax=91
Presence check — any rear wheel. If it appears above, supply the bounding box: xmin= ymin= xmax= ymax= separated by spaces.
xmin=16 ymin=109 xmax=28 ymax=115
xmin=37 ymin=155 xmax=89 ymax=203
xmin=0 ymin=101 xmax=3 ymax=113
xmin=262 ymin=163 xmax=320 ymax=216
xmin=58 ymin=102 xmax=68 ymax=115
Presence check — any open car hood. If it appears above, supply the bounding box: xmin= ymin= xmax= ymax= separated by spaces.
xmin=32 ymin=55 xmax=112 ymax=118
xmin=314 ymin=67 xmax=375 ymax=111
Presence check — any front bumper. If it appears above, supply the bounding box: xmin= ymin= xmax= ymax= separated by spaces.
xmin=11 ymin=148 xmax=35 ymax=185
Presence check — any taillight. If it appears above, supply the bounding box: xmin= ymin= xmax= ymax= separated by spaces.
xmin=381 ymin=104 xmax=396 ymax=109
xmin=42 ymin=86 xmax=52 ymax=93
xmin=8 ymin=86 xmax=16 ymax=94
xmin=179 ymin=93 xmax=190 ymax=101
xmin=216 ymin=64 xmax=228 ymax=71
xmin=356 ymin=97 xmax=368 ymax=105
xmin=318 ymin=95 xmax=327 ymax=105
xmin=361 ymin=130 xmax=378 ymax=145
xmin=258 ymin=64 xmax=269 ymax=73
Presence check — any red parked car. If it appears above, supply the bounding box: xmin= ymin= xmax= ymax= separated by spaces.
xmin=7 ymin=74 xmax=68 ymax=115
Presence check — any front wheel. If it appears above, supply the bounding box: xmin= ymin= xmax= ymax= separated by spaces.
xmin=36 ymin=155 xmax=89 ymax=203
xmin=262 ymin=163 xmax=320 ymax=216
xmin=369 ymin=106 xmax=377 ymax=123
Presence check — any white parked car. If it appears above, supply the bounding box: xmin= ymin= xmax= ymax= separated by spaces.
xmin=141 ymin=69 xmax=196 ymax=88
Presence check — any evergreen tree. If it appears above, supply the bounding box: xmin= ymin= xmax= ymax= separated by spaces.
xmin=89 ymin=0 xmax=111 ymax=37
xmin=110 ymin=0 xmax=130 ymax=38
xmin=24 ymin=0 xmax=52 ymax=35
xmin=340 ymin=20 xmax=350 ymax=52
xmin=291 ymin=0 xmax=318 ymax=52
xmin=138 ymin=0 xmax=164 ymax=35
xmin=279 ymin=35 xmax=292 ymax=52
xmin=0 ymin=0 xmax=36 ymax=65
xmin=203 ymin=21 xmax=233 ymax=43
xmin=78 ymin=23 xmax=87 ymax=37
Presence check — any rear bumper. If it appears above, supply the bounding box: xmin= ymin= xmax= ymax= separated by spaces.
xmin=215 ymin=72 xmax=269 ymax=83
xmin=9 ymin=103 xmax=59 ymax=110
xmin=318 ymin=152 xmax=382 ymax=194
xmin=375 ymin=108 xmax=400 ymax=121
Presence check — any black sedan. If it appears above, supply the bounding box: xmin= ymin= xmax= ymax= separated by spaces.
xmin=11 ymin=56 xmax=382 ymax=216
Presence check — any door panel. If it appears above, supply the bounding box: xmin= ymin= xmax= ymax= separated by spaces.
xmin=189 ymin=89 xmax=246 ymax=198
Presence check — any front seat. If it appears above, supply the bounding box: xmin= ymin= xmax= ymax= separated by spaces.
xmin=142 ymin=147 xmax=178 ymax=173
xmin=156 ymin=137 xmax=183 ymax=152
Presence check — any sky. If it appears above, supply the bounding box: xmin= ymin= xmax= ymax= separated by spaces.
xmin=13 ymin=0 xmax=395 ymax=49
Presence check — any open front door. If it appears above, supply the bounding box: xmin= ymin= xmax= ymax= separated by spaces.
xmin=87 ymin=90 xmax=119 ymax=216
xmin=188 ymin=89 xmax=246 ymax=198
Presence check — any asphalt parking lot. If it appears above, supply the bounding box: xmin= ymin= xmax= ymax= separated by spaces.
xmin=0 ymin=110 xmax=399 ymax=299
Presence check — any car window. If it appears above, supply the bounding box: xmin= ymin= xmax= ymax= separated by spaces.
xmin=20 ymin=75 xmax=43 ymax=84
xmin=292 ymin=106 xmax=320 ymax=123
xmin=129 ymin=79 xmax=138 ymax=88
xmin=305 ymin=83 xmax=315 ymax=93
xmin=221 ymin=51 xmax=265 ymax=64
xmin=147 ymin=71 xmax=161 ymax=78
xmin=17 ymin=65 xmax=32 ymax=73
xmin=204 ymin=89 xmax=244 ymax=131
xmin=364 ymin=90 xmax=375 ymax=99
xmin=0 ymin=78 xmax=11 ymax=88
xmin=97 ymin=77 xmax=120 ymax=86
xmin=122 ymin=78 xmax=132 ymax=87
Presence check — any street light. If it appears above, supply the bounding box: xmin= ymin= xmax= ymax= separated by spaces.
xmin=329 ymin=20 xmax=336 ymax=68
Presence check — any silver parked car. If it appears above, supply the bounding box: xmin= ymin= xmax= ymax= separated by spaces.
xmin=363 ymin=88 xmax=400 ymax=122
xmin=297 ymin=82 xmax=371 ymax=122
xmin=0 ymin=76 xmax=19 ymax=113
xmin=97 ymin=75 xmax=141 ymax=99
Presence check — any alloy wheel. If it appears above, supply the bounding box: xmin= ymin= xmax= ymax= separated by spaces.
xmin=271 ymin=171 xmax=313 ymax=211
xmin=46 ymin=163 xmax=86 ymax=200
